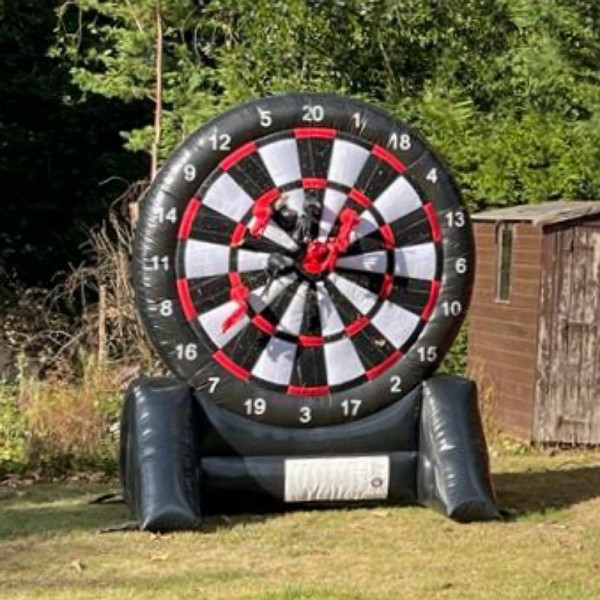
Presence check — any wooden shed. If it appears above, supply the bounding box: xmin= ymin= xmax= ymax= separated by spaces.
xmin=468 ymin=201 xmax=600 ymax=444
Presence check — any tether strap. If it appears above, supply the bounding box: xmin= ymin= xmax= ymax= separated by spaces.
xmin=98 ymin=521 xmax=140 ymax=534
xmin=89 ymin=491 xmax=125 ymax=505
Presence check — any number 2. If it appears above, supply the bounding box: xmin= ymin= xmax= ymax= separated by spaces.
xmin=390 ymin=376 xmax=402 ymax=393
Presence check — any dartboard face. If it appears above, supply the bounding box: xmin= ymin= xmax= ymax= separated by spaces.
xmin=133 ymin=94 xmax=474 ymax=428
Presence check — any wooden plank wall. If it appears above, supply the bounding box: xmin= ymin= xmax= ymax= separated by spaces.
xmin=534 ymin=220 xmax=600 ymax=443
xmin=468 ymin=221 xmax=544 ymax=440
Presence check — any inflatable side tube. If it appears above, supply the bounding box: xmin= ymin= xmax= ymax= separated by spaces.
xmin=195 ymin=384 xmax=422 ymax=457
xmin=120 ymin=377 xmax=202 ymax=531
xmin=200 ymin=451 xmax=418 ymax=514
xmin=417 ymin=375 xmax=499 ymax=522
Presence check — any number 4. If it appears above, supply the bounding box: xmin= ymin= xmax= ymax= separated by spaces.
xmin=426 ymin=168 xmax=438 ymax=183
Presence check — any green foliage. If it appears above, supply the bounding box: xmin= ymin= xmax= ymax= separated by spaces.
xmin=0 ymin=358 xmax=122 ymax=476
xmin=440 ymin=324 xmax=469 ymax=376
xmin=54 ymin=0 xmax=600 ymax=212
xmin=0 ymin=0 xmax=146 ymax=284
xmin=49 ymin=0 xmax=600 ymax=378
xmin=0 ymin=383 xmax=27 ymax=473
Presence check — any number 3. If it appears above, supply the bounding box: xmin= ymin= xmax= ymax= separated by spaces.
xmin=299 ymin=406 xmax=312 ymax=423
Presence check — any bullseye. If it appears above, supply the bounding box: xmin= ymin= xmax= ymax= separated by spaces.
xmin=302 ymin=240 xmax=330 ymax=274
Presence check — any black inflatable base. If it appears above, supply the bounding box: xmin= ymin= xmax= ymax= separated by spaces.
xmin=119 ymin=375 xmax=498 ymax=531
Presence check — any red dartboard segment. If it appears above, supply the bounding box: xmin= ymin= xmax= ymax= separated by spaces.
xmin=366 ymin=350 xmax=404 ymax=381
xmin=176 ymin=278 xmax=197 ymax=321
xmin=220 ymin=141 xmax=257 ymax=171
xmin=228 ymin=272 xmax=243 ymax=287
xmin=301 ymin=178 xmax=328 ymax=189
xmin=252 ymin=314 xmax=277 ymax=335
xmin=178 ymin=197 xmax=201 ymax=240
xmin=299 ymin=335 xmax=325 ymax=348
xmin=231 ymin=223 xmax=247 ymax=247
xmin=213 ymin=350 xmax=251 ymax=381
xmin=287 ymin=384 xmax=331 ymax=397
xmin=348 ymin=188 xmax=372 ymax=208
xmin=294 ymin=127 xmax=337 ymax=139
xmin=372 ymin=145 xmax=407 ymax=174
xmin=134 ymin=93 xmax=474 ymax=426
xmin=421 ymin=280 xmax=442 ymax=322
xmin=344 ymin=316 xmax=370 ymax=336
xmin=423 ymin=202 xmax=442 ymax=243
xmin=379 ymin=273 xmax=394 ymax=299
xmin=379 ymin=224 xmax=395 ymax=249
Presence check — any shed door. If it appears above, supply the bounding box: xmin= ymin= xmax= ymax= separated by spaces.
xmin=535 ymin=224 xmax=600 ymax=444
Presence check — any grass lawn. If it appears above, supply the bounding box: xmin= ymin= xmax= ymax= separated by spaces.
xmin=1 ymin=450 xmax=600 ymax=599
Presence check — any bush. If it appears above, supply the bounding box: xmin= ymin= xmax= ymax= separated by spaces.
xmin=0 ymin=356 xmax=123 ymax=476
xmin=0 ymin=382 xmax=28 ymax=474
xmin=0 ymin=206 xmax=158 ymax=477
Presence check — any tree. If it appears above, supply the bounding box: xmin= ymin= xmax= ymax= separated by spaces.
xmin=54 ymin=0 xmax=600 ymax=213
xmin=0 ymin=0 xmax=147 ymax=285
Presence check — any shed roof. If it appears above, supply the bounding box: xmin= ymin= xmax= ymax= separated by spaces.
xmin=472 ymin=201 xmax=600 ymax=226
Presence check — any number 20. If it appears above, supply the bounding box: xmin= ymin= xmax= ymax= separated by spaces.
xmin=302 ymin=105 xmax=324 ymax=122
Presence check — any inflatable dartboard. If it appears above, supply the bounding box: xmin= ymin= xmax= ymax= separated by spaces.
xmin=133 ymin=93 xmax=474 ymax=428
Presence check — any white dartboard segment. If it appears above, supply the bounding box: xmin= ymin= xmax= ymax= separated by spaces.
xmin=324 ymin=337 xmax=366 ymax=386
xmin=184 ymin=240 xmax=230 ymax=279
xmin=249 ymin=274 xmax=297 ymax=313
xmin=370 ymin=301 xmax=421 ymax=349
xmin=316 ymin=283 xmax=346 ymax=336
xmin=277 ymin=283 xmax=309 ymax=336
xmin=318 ymin=188 xmax=349 ymax=241
xmin=248 ymin=219 xmax=298 ymax=251
xmin=328 ymin=273 xmax=379 ymax=315
xmin=198 ymin=300 xmax=250 ymax=348
xmin=371 ymin=177 xmax=422 ymax=224
xmin=236 ymin=249 xmax=271 ymax=273
xmin=252 ymin=337 xmax=297 ymax=385
xmin=394 ymin=243 xmax=437 ymax=281
xmin=327 ymin=139 xmax=370 ymax=187
xmin=203 ymin=173 xmax=254 ymax=222
xmin=336 ymin=251 xmax=388 ymax=274
xmin=258 ymin=139 xmax=302 ymax=186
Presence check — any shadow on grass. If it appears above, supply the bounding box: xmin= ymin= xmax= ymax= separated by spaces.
xmin=2 ymin=465 xmax=600 ymax=541
xmin=493 ymin=465 xmax=600 ymax=515
xmin=0 ymin=485 xmax=279 ymax=540
xmin=0 ymin=485 xmax=130 ymax=541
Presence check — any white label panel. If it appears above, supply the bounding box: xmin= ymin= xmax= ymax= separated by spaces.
xmin=284 ymin=456 xmax=390 ymax=502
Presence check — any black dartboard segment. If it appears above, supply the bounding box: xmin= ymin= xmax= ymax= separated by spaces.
xmin=133 ymin=93 xmax=474 ymax=428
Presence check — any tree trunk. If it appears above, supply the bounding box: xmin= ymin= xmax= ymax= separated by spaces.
xmin=131 ymin=2 xmax=163 ymax=227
